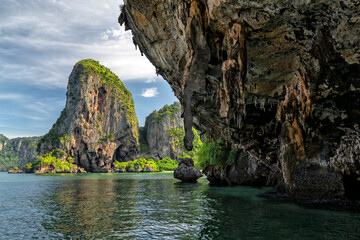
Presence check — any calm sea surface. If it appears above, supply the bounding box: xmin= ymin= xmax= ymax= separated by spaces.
xmin=0 ymin=172 xmax=359 ymax=239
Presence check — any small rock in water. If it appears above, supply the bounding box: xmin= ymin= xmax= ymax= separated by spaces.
xmin=8 ymin=169 xmax=24 ymax=174
xmin=174 ymin=158 xmax=202 ymax=183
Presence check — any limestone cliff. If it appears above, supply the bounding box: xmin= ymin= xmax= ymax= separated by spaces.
xmin=140 ymin=102 xmax=184 ymax=160
xmin=139 ymin=102 xmax=202 ymax=160
xmin=140 ymin=102 xmax=202 ymax=160
xmin=120 ymin=1 xmax=360 ymax=199
xmin=38 ymin=59 xmax=139 ymax=172
xmin=0 ymin=134 xmax=40 ymax=170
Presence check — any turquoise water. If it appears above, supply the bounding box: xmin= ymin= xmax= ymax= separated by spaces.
xmin=0 ymin=172 xmax=359 ymax=239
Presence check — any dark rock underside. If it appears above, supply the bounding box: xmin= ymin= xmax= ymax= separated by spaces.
xmin=120 ymin=0 xmax=360 ymax=199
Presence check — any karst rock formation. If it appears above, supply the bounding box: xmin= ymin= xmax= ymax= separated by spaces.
xmin=120 ymin=0 xmax=360 ymax=199
xmin=39 ymin=59 xmax=139 ymax=172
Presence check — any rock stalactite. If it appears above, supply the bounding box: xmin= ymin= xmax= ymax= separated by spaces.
xmin=120 ymin=0 xmax=360 ymax=199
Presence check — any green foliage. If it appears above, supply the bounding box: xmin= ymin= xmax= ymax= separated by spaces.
xmin=114 ymin=157 xmax=178 ymax=172
xmin=195 ymin=138 xmax=240 ymax=169
xmin=166 ymin=127 xmax=202 ymax=164
xmin=115 ymin=158 xmax=160 ymax=172
xmin=38 ymin=109 xmax=67 ymax=147
xmin=138 ymin=127 xmax=150 ymax=153
xmin=98 ymin=133 xmax=114 ymax=144
xmin=23 ymin=163 xmax=33 ymax=170
xmin=59 ymin=134 xmax=71 ymax=145
xmin=75 ymin=59 xmax=139 ymax=136
xmin=139 ymin=143 xmax=150 ymax=154
xmin=0 ymin=135 xmax=40 ymax=171
xmin=157 ymin=157 xmax=178 ymax=171
xmin=152 ymin=103 xmax=181 ymax=123
xmin=33 ymin=149 xmax=74 ymax=172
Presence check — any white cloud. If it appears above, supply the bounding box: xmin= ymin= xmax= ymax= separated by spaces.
xmin=145 ymin=78 xmax=156 ymax=83
xmin=141 ymin=88 xmax=158 ymax=98
xmin=101 ymin=28 xmax=129 ymax=40
xmin=0 ymin=0 xmax=157 ymax=90
xmin=0 ymin=93 xmax=26 ymax=100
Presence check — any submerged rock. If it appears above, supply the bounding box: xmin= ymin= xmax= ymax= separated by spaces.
xmin=174 ymin=158 xmax=202 ymax=183
xmin=120 ymin=0 xmax=360 ymax=199
xmin=38 ymin=59 xmax=139 ymax=172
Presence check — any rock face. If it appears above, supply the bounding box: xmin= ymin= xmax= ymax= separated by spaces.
xmin=140 ymin=102 xmax=203 ymax=160
xmin=8 ymin=169 xmax=24 ymax=174
xmin=174 ymin=158 xmax=202 ymax=182
xmin=120 ymin=1 xmax=360 ymax=199
xmin=38 ymin=59 xmax=139 ymax=172
xmin=0 ymin=134 xmax=40 ymax=171
xmin=140 ymin=102 xmax=184 ymax=159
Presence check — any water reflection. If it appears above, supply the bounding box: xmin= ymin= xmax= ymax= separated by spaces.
xmin=39 ymin=175 xmax=212 ymax=239
xmin=1 ymin=173 xmax=360 ymax=240
xmin=41 ymin=178 xmax=138 ymax=239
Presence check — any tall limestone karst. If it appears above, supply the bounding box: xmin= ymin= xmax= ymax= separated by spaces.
xmin=38 ymin=59 xmax=139 ymax=172
xmin=139 ymin=102 xmax=202 ymax=160
xmin=120 ymin=1 xmax=360 ymax=199
xmin=0 ymin=134 xmax=41 ymax=171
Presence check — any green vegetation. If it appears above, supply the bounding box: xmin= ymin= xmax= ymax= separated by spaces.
xmin=75 ymin=59 xmax=139 ymax=137
xmin=0 ymin=135 xmax=40 ymax=171
xmin=26 ymin=149 xmax=75 ymax=172
xmin=138 ymin=127 xmax=150 ymax=153
xmin=38 ymin=109 xmax=67 ymax=147
xmin=139 ymin=143 xmax=150 ymax=154
xmin=39 ymin=59 xmax=139 ymax=151
xmin=115 ymin=158 xmax=159 ymax=172
xmin=151 ymin=103 xmax=181 ymax=123
xmin=157 ymin=157 xmax=178 ymax=171
xmin=114 ymin=157 xmax=178 ymax=172
xmin=23 ymin=162 xmax=34 ymax=170
xmin=98 ymin=133 xmax=114 ymax=144
xmin=167 ymin=127 xmax=203 ymax=163
xmin=195 ymin=138 xmax=242 ymax=169
xmin=59 ymin=134 xmax=71 ymax=145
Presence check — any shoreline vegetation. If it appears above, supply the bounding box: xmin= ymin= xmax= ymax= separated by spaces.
xmin=7 ymin=136 xmax=236 ymax=174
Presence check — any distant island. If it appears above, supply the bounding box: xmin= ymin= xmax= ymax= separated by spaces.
xmin=3 ymin=60 xmax=204 ymax=174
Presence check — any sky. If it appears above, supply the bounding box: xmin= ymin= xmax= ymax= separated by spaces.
xmin=0 ymin=0 xmax=178 ymax=138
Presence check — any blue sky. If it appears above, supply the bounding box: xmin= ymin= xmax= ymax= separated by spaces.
xmin=0 ymin=0 xmax=178 ymax=138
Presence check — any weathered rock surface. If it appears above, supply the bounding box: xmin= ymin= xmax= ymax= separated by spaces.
xmin=174 ymin=158 xmax=202 ymax=182
xmin=139 ymin=102 xmax=203 ymax=161
xmin=140 ymin=102 xmax=184 ymax=160
xmin=8 ymin=169 xmax=24 ymax=174
xmin=33 ymin=164 xmax=86 ymax=174
xmin=0 ymin=134 xmax=41 ymax=170
xmin=120 ymin=0 xmax=360 ymax=199
xmin=38 ymin=59 xmax=139 ymax=172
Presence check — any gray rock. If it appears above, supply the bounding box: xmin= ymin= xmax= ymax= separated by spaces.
xmin=38 ymin=59 xmax=139 ymax=172
xmin=174 ymin=158 xmax=202 ymax=183
xmin=140 ymin=102 xmax=184 ymax=160
xmin=0 ymin=134 xmax=41 ymax=170
xmin=120 ymin=0 xmax=360 ymax=199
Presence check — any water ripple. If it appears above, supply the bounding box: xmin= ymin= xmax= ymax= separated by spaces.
xmin=0 ymin=172 xmax=359 ymax=239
